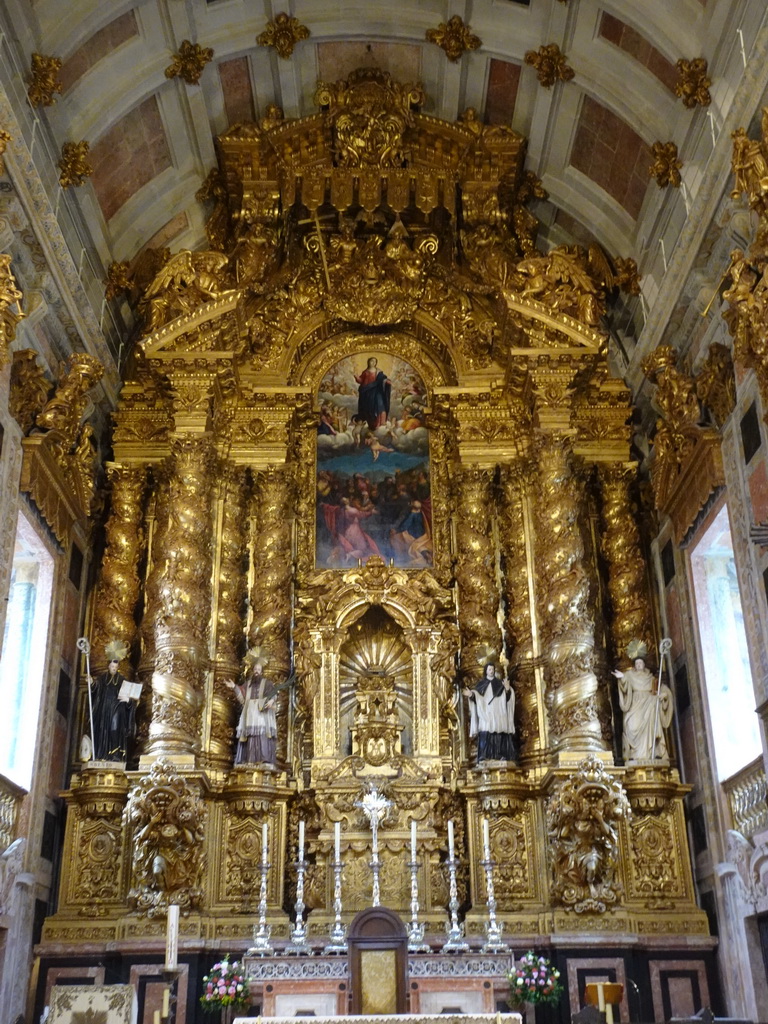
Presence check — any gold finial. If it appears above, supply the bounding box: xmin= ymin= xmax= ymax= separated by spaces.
xmin=675 ymin=57 xmax=711 ymax=108
xmin=0 ymin=254 xmax=25 ymax=364
xmin=165 ymin=40 xmax=213 ymax=85
xmin=257 ymin=13 xmax=310 ymax=60
xmin=524 ymin=43 xmax=574 ymax=87
xmin=649 ymin=141 xmax=682 ymax=188
xmin=58 ymin=141 xmax=93 ymax=188
xmin=0 ymin=128 xmax=11 ymax=175
xmin=27 ymin=53 xmax=63 ymax=107
xmin=426 ymin=15 xmax=481 ymax=63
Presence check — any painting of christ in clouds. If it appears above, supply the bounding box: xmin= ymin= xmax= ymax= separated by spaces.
xmin=315 ymin=353 xmax=431 ymax=569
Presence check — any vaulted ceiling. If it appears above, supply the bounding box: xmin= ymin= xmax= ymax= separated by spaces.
xmin=2 ymin=0 xmax=768 ymax=392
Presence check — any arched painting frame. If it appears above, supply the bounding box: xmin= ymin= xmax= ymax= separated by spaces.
xmin=315 ymin=352 xmax=431 ymax=569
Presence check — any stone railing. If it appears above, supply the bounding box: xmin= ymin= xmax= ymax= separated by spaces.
xmin=0 ymin=773 xmax=25 ymax=852
xmin=723 ymin=757 xmax=768 ymax=839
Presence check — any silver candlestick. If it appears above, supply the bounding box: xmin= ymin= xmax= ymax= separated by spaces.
xmin=323 ymin=857 xmax=347 ymax=954
xmin=248 ymin=851 xmax=274 ymax=956
xmin=356 ymin=785 xmax=392 ymax=908
xmin=441 ymin=852 xmax=470 ymax=953
xmin=480 ymin=852 xmax=510 ymax=953
xmin=286 ymin=854 xmax=312 ymax=954
xmin=406 ymin=859 xmax=430 ymax=952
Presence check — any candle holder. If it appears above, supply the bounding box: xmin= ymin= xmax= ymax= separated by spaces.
xmin=286 ymin=854 xmax=312 ymax=954
xmin=406 ymin=859 xmax=430 ymax=952
xmin=480 ymin=852 xmax=510 ymax=954
xmin=323 ymin=857 xmax=347 ymax=954
xmin=248 ymin=853 xmax=274 ymax=956
xmin=441 ymin=853 xmax=470 ymax=953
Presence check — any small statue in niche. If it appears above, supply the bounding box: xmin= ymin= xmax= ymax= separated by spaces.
xmin=463 ymin=661 xmax=516 ymax=763
xmin=226 ymin=648 xmax=278 ymax=765
xmin=611 ymin=640 xmax=673 ymax=762
xmin=86 ymin=640 xmax=141 ymax=762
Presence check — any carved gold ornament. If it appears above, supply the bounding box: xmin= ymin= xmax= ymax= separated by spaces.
xmin=165 ymin=40 xmax=213 ymax=85
xmin=105 ymin=261 xmax=132 ymax=301
xmin=426 ymin=15 xmax=481 ymax=62
xmin=730 ymin=111 xmax=768 ymax=215
xmin=0 ymin=254 xmax=24 ymax=363
xmin=9 ymin=349 xmax=51 ymax=434
xmin=649 ymin=141 xmax=682 ymax=188
xmin=675 ymin=57 xmax=711 ymax=108
xmin=524 ymin=43 xmax=575 ymax=87
xmin=257 ymin=13 xmax=310 ymax=60
xmin=27 ymin=53 xmax=63 ymax=106
xmin=0 ymin=128 xmax=10 ymax=175
xmin=58 ymin=141 xmax=93 ymax=188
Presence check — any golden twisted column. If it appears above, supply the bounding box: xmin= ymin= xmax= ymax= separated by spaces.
xmin=535 ymin=436 xmax=609 ymax=753
xmin=598 ymin=464 xmax=653 ymax=660
xmin=89 ymin=462 xmax=148 ymax=662
xmin=146 ymin=436 xmax=216 ymax=759
xmin=207 ymin=464 xmax=250 ymax=768
xmin=453 ymin=465 xmax=499 ymax=673
xmin=249 ymin=467 xmax=294 ymax=760
xmin=498 ymin=463 xmax=545 ymax=759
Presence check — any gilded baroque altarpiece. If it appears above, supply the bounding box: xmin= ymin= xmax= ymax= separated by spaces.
xmin=44 ymin=70 xmax=707 ymax=950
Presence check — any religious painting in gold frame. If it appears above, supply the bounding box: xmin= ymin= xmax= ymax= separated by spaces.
xmin=315 ymin=352 xmax=431 ymax=568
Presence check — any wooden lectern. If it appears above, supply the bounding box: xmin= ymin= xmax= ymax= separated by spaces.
xmin=584 ymin=982 xmax=624 ymax=1024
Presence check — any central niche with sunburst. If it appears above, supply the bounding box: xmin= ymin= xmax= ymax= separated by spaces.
xmin=338 ymin=606 xmax=413 ymax=762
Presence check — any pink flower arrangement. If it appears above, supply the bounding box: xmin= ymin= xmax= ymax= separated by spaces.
xmin=508 ymin=951 xmax=563 ymax=1007
xmin=200 ymin=956 xmax=249 ymax=1013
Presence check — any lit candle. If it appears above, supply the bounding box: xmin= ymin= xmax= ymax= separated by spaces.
xmin=411 ymin=819 xmax=417 ymax=862
xmin=298 ymin=820 xmax=305 ymax=862
xmin=262 ymin=820 xmax=269 ymax=861
xmin=482 ymin=817 xmax=490 ymax=858
xmin=335 ymin=820 xmax=341 ymax=862
xmin=162 ymin=988 xmax=170 ymax=1016
xmin=165 ymin=904 xmax=179 ymax=970
xmin=447 ymin=819 xmax=455 ymax=860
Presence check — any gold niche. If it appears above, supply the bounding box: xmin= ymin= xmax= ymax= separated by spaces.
xmin=44 ymin=69 xmax=707 ymax=952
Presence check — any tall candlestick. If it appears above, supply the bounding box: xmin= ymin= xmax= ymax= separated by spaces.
xmin=447 ymin=819 xmax=455 ymax=859
xmin=298 ymin=820 xmax=305 ymax=861
xmin=482 ymin=817 xmax=490 ymax=857
xmin=335 ymin=820 xmax=341 ymax=861
xmin=165 ymin=904 xmax=179 ymax=970
xmin=262 ymin=820 xmax=268 ymax=860
xmin=411 ymin=819 xmax=417 ymax=862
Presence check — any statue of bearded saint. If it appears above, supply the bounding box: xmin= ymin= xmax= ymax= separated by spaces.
xmin=463 ymin=662 xmax=516 ymax=764
xmin=612 ymin=642 xmax=673 ymax=762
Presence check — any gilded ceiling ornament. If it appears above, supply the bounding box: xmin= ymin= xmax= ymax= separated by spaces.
xmin=425 ymin=15 xmax=482 ymax=62
xmin=649 ymin=141 xmax=682 ymax=188
xmin=0 ymin=128 xmax=11 ymax=175
xmin=105 ymin=260 xmax=132 ymax=301
xmin=524 ymin=43 xmax=574 ymax=87
xmin=613 ymin=256 xmax=642 ymax=295
xmin=0 ymin=254 xmax=24 ymax=363
xmin=257 ymin=12 xmax=310 ymax=60
xmin=27 ymin=53 xmax=63 ymax=106
xmin=165 ymin=40 xmax=213 ymax=85
xmin=675 ymin=57 xmax=711 ymax=108
xmin=58 ymin=141 xmax=93 ymax=188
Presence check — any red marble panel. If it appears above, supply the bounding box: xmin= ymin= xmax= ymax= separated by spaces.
xmin=90 ymin=95 xmax=172 ymax=221
xmin=599 ymin=13 xmax=677 ymax=92
xmin=60 ymin=11 xmax=139 ymax=92
xmin=748 ymin=458 xmax=768 ymax=525
xmin=485 ymin=59 xmax=521 ymax=125
xmin=138 ymin=212 xmax=189 ymax=256
xmin=569 ymin=95 xmax=650 ymax=219
xmin=219 ymin=57 xmax=255 ymax=127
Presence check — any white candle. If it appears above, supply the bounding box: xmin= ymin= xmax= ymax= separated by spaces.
xmin=298 ymin=820 xmax=305 ymax=861
xmin=165 ymin=904 xmax=179 ymax=970
xmin=411 ymin=819 xmax=417 ymax=862
xmin=482 ymin=817 xmax=490 ymax=857
xmin=154 ymin=1011 xmax=161 ymax=1024
xmin=447 ymin=819 xmax=455 ymax=859
xmin=162 ymin=988 xmax=170 ymax=1016
xmin=262 ymin=820 xmax=268 ymax=861
xmin=335 ymin=820 xmax=341 ymax=862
